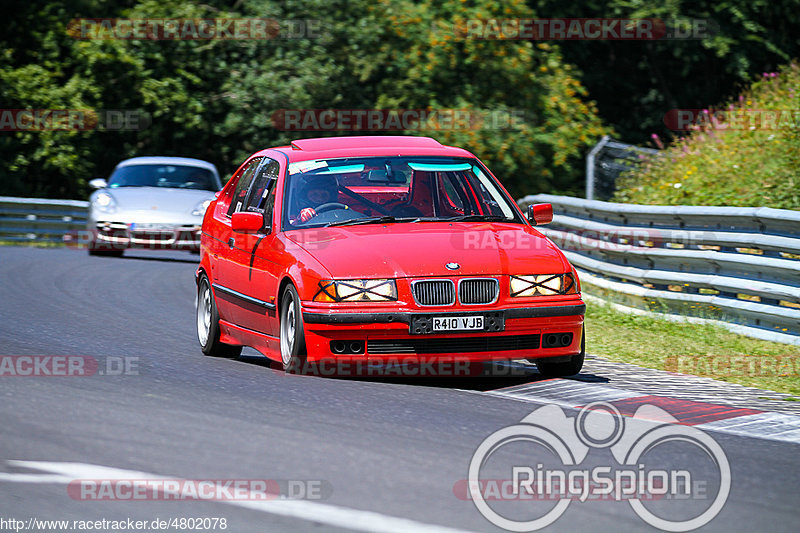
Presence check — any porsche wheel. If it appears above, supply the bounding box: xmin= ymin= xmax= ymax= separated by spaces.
xmin=88 ymin=240 xmax=124 ymax=257
xmin=535 ymin=325 xmax=585 ymax=377
xmin=280 ymin=284 xmax=307 ymax=373
xmin=197 ymin=274 xmax=242 ymax=358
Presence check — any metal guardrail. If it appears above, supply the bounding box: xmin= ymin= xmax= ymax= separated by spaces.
xmin=519 ymin=194 xmax=800 ymax=345
xmin=3 ymin=194 xmax=799 ymax=344
xmin=585 ymin=135 xmax=659 ymax=200
xmin=0 ymin=196 xmax=89 ymax=243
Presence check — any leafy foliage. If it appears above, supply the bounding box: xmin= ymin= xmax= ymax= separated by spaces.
xmin=0 ymin=0 xmax=608 ymax=200
xmin=534 ymin=0 xmax=800 ymax=144
xmin=614 ymin=62 xmax=800 ymax=209
xmin=2 ymin=0 xmax=796 ymax=201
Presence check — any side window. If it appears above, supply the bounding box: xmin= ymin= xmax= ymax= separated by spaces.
xmin=243 ymin=158 xmax=280 ymax=230
xmin=226 ymin=157 xmax=263 ymax=217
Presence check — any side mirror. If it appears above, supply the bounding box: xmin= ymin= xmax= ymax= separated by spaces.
xmin=231 ymin=212 xmax=264 ymax=233
xmin=527 ymin=203 xmax=553 ymax=225
xmin=89 ymin=178 xmax=108 ymax=189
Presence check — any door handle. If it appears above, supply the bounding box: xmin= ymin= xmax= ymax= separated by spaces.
xmin=228 ymin=237 xmax=234 ymax=248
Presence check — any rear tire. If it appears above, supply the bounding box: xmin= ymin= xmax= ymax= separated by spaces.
xmin=197 ymin=274 xmax=242 ymax=358
xmin=535 ymin=325 xmax=585 ymax=377
xmin=279 ymin=284 xmax=307 ymax=373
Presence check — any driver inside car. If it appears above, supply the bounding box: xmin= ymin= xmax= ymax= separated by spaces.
xmin=290 ymin=175 xmax=341 ymax=225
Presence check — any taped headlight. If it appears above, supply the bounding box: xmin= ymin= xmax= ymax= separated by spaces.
xmin=314 ymin=279 xmax=398 ymax=302
xmin=510 ymin=273 xmax=578 ymax=297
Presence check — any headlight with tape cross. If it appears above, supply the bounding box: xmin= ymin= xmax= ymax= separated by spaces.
xmin=509 ymin=273 xmax=578 ymax=297
xmin=313 ymin=279 xmax=398 ymax=302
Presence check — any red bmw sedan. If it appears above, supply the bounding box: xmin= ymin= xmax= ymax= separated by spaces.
xmin=196 ymin=136 xmax=585 ymax=377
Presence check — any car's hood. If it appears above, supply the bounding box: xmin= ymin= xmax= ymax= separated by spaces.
xmin=90 ymin=187 xmax=216 ymax=223
xmin=285 ymin=222 xmax=571 ymax=278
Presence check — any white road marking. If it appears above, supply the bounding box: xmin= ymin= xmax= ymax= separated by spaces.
xmin=468 ymin=380 xmax=800 ymax=444
xmin=4 ymin=461 xmax=477 ymax=533
xmin=0 ymin=473 xmax=73 ymax=483
xmin=698 ymin=412 xmax=800 ymax=444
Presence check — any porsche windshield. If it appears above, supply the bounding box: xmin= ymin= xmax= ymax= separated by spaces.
xmin=283 ymin=157 xmax=520 ymax=229
xmin=108 ymin=164 xmax=217 ymax=191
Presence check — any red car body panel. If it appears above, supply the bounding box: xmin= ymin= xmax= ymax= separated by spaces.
xmin=197 ymin=137 xmax=584 ymax=368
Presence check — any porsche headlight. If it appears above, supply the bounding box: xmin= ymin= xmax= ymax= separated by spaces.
xmin=314 ymin=279 xmax=398 ymax=302
xmin=92 ymin=192 xmax=117 ymax=214
xmin=192 ymin=199 xmax=213 ymax=216
xmin=510 ymin=273 xmax=578 ymax=297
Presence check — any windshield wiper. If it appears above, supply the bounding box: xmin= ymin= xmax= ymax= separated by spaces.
xmin=327 ymin=216 xmax=420 ymax=227
xmin=440 ymin=214 xmax=513 ymax=222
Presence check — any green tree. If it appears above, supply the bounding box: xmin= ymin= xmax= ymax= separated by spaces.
xmin=532 ymin=0 xmax=800 ymax=143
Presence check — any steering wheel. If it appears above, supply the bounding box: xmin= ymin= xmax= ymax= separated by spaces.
xmin=315 ymin=202 xmax=348 ymax=213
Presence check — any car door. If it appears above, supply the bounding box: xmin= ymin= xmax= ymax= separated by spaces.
xmin=224 ymin=157 xmax=282 ymax=336
xmin=211 ymin=156 xmax=263 ymax=323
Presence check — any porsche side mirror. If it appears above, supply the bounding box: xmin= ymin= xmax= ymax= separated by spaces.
xmin=231 ymin=212 xmax=264 ymax=233
xmin=88 ymin=178 xmax=108 ymax=189
xmin=527 ymin=203 xmax=553 ymax=225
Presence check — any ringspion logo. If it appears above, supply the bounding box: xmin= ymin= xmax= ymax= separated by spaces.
xmin=466 ymin=402 xmax=729 ymax=531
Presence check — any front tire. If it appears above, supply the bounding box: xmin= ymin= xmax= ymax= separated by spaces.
xmin=279 ymin=284 xmax=307 ymax=372
xmin=197 ymin=274 xmax=242 ymax=358
xmin=535 ymin=325 xmax=585 ymax=377
xmin=88 ymin=242 xmax=124 ymax=257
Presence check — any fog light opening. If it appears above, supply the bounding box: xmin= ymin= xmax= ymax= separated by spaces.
xmin=330 ymin=340 xmax=364 ymax=355
xmin=349 ymin=341 xmax=364 ymax=354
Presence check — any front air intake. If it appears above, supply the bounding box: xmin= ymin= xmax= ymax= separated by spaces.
xmin=458 ymin=278 xmax=499 ymax=305
xmin=412 ymin=280 xmax=456 ymax=306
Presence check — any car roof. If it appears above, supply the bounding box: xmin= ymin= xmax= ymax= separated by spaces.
xmin=115 ymin=157 xmax=219 ymax=176
xmin=257 ymin=136 xmax=475 ymax=163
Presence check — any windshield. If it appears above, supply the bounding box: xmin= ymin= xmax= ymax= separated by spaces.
xmin=282 ymin=156 xmax=520 ymax=229
xmin=108 ymin=164 xmax=218 ymax=191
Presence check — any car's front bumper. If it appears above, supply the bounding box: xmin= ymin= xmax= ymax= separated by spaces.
xmin=89 ymin=221 xmax=202 ymax=250
xmin=299 ymin=301 xmax=585 ymax=370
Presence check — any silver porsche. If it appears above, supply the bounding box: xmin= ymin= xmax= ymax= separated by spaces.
xmin=87 ymin=156 xmax=222 ymax=256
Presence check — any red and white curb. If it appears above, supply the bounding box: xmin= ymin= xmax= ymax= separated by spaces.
xmin=477 ymin=379 xmax=800 ymax=444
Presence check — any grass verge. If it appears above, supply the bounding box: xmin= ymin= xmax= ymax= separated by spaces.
xmin=0 ymin=240 xmax=64 ymax=248
xmin=586 ymin=302 xmax=800 ymax=398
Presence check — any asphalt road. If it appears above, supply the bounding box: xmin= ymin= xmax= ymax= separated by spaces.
xmin=0 ymin=246 xmax=797 ymax=532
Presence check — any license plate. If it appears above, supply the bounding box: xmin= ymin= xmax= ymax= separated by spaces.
xmin=432 ymin=315 xmax=484 ymax=332
xmin=410 ymin=312 xmax=504 ymax=335
xmin=130 ymin=223 xmax=173 ymax=231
